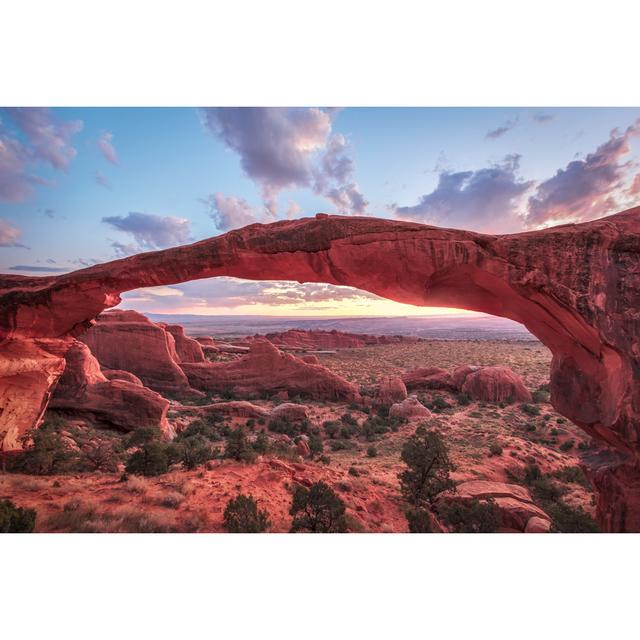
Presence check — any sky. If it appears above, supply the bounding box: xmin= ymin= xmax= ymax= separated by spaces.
xmin=1 ymin=107 xmax=639 ymax=316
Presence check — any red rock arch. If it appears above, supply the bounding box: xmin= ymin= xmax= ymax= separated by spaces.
xmin=1 ymin=208 xmax=639 ymax=530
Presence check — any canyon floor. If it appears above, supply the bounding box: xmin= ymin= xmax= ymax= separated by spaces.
xmin=1 ymin=338 xmax=596 ymax=533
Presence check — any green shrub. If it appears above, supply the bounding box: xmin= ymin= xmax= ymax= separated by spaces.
xmin=329 ymin=439 xmax=352 ymax=452
xmin=289 ymin=481 xmax=347 ymax=533
xmin=559 ymin=439 xmax=574 ymax=452
xmin=521 ymin=403 xmax=540 ymax=416
xmin=348 ymin=466 xmax=359 ymax=477
xmin=9 ymin=423 xmax=79 ymax=475
xmin=223 ymin=494 xmax=270 ymax=532
xmin=252 ymin=431 xmax=269 ymax=454
xmin=488 ymin=443 xmax=503 ymax=456
xmin=550 ymin=427 xmax=559 ymax=436
xmin=427 ymin=395 xmax=452 ymax=413
xmin=405 ymin=507 xmax=433 ymax=533
xmin=124 ymin=427 xmax=173 ymax=476
xmin=439 ymin=498 xmax=500 ymax=533
xmin=553 ymin=466 xmax=591 ymax=488
xmin=0 ymin=499 xmax=36 ymax=533
xmin=546 ymin=502 xmax=599 ymax=533
xmin=398 ymin=425 xmax=455 ymax=506
xmin=341 ymin=413 xmax=358 ymax=427
xmin=366 ymin=445 xmax=378 ymax=458
xmin=322 ymin=420 xmax=341 ymax=439
xmin=308 ymin=431 xmax=323 ymax=457
xmin=456 ymin=393 xmax=471 ymax=406
xmin=177 ymin=435 xmax=215 ymax=470
xmin=224 ymin=426 xmax=256 ymax=463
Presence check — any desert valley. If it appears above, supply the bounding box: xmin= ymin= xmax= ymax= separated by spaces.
xmin=2 ymin=209 xmax=638 ymax=534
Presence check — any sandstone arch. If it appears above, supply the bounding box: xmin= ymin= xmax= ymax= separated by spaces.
xmin=1 ymin=208 xmax=639 ymax=530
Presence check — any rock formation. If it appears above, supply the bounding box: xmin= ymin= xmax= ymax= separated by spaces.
xmin=402 ymin=367 xmax=456 ymax=391
xmin=459 ymin=365 xmax=532 ymax=403
xmin=79 ymin=310 xmax=199 ymax=397
xmin=162 ymin=324 xmax=205 ymax=363
xmin=437 ymin=480 xmax=551 ymax=532
xmin=1 ymin=208 xmax=640 ymax=530
xmin=181 ymin=340 xmax=360 ymax=402
xmin=49 ymin=341 xmax=171 ymax=435
xmin=389 ymin=396 xmax=432 ymax=421
xmin=375 ymin=376 xmax=408 ymax=406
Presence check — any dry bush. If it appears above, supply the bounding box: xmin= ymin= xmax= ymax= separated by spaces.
xmin=4 ymin=475 xmax=51 ymax=492
xmin=47 ymin=500 xmax=177 ymax=533
xmin=125 ymin=475 xmax=151 ymax=496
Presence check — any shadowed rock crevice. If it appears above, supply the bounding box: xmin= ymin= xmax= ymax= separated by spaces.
xmin=1 ymin=208 xmax=639 ymax=530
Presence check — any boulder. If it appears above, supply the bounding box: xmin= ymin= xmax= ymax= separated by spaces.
xmin=389 ymin=396 xmax=431 ymax=420
xmin=525 ymin=516 xmax=552 ymax=533
xmin=402 ymin=367 xmax=456 ymax=391
xmin=389 ymin=396 xmax=432 ymax=421
xmin=461 ymin=366 xmax=532 ymax=403
xmin=296 ymin=438 xmax=311 ymax=457
xmin=452 ymin=365 xmax=481 ymax=390
xmin=270 ymin=403 xmax=309 ymax=422
xmin=376 ymin=376 xmax=407 ymax=406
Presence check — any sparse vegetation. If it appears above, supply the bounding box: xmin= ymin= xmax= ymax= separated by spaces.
xmin=439 ymin=498 xmax=500 ymax=533
xmin=405 ymin=507 xmax=434 ymax=533
xmin=0 ymin=499 xmax=36 ymax=533
xmin=224 ymin=426 xmax=256 ymax=463
xmin=223 ymin=494 xmax=270 ymax=533
xmin=289 ymin=481 xmax=347 ymax=533
xmin=521 ymin=403 xmax=540 ymax=416
xmin=398 ymin=425 xmax=455 ymax=506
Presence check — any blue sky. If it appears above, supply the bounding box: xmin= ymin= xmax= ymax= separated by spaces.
xmin=1 ymin=107 xmax=639 ymax=315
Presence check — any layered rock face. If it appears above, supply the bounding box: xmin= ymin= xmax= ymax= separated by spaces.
xmin=162 ymin=324 xmax=205 ymax=363
xmin=181 ymin=340 xmax=360 ymax=402
xmin=79 ymin=310 xmax=197 ymax=397
xmin=1 ymin=209 xmax=639 ymax=529
xmin=49 ymin=341 xmax=171 ymax=436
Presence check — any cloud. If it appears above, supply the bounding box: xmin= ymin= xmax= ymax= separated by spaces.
xmin=201 ymin=107 xmax=367 ymax=216
xmin=0 ymin=108 xmax=82 ymax=202
xmin=9 ymin=264 xmax=68 ymax=273
xmin=111 ymin=241 xmax=139 ymax=258
xmin=0 ymin=218 xmax=27 ymax=247
xmin=533 ymin=113 xmax=554 ymax=124
xmin=627 ymin=173 xmax=640 ymax=197
xmin=98 ymin=132 xmax=118 ymax=164
xmin=123 ymin=277 xmax=381 ymax=312
xmin=486 ymin=118 xmax=518 ymax=139
xmin=393 ymin=155 xmax=534 ymax=233
xmin=3 ymin=108 xmax=82 ymax=170
xmin=95 ymin=170 xmax=112 ymax=190
xmin=313 ymin=133 xmax=368 ymax=214
xmin=102 ymin=212 xmax=191 ymax=249
xmin=526 ymin=120 xmax=640 ymax=226
xmin=204 ymin=193 xmax=260 ymax=231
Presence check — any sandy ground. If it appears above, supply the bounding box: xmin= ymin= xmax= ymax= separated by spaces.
xmin=1 ymin=340 xmax=595 ymax=532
